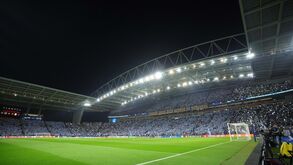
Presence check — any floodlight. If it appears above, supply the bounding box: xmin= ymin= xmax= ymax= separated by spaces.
xmin=83 ymin=102 xmax=91 ymax=107
xmin=139 ymin=78 xmax=144 ymax=84
xmin=149 ymin=75 xmax=155 ymax=80
xmin=144 ymin=76 xmax=150 ymax=81
xmin=157 ymin=89 xmax=160 ymax=92
xmin=220 ymin=58 xmax=227 ymax=63
xmin=188 ymin=81 xmax=193 ymax=85
xmin=230 ymin=75 xmax=234 ymax=78
xmin=246 ymin=52 xmax=255 ymax=59
xmin=247 ymin=73 xmax=254 ymax=78
xmin=213 ymin=77 xmax=219 ymax=81
xmin=177 ymin=83 xmax=181 ymax=87
xmin=153 ymin=90 xmax=157 ymax=94
xmin=169 ymin=69 xmax=175 ymax=75
xmin=192 ymin=64 xmax=196 ymax=68
xmin=234 ymin=56 xmax=238 ymax=60
xmin=239 ymin=74 xmax=244 ymax=78
xmin=182 ymin=82 xmax=187 ymax=87
xmin=176 ymin=67 xmax=182 ymax=73
xmin=210 ymin=60 xmax=215 ymax=65
xmin=154 ymin=71 xmax=163 ymax=80
xmin=97 ymin=98 xmax=100 ymax=102
xmin=166 ymin=86 xmax=170 ymax=90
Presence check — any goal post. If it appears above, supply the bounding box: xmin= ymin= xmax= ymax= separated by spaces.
xmin=227 ymin=123 xmax=251 ymax=141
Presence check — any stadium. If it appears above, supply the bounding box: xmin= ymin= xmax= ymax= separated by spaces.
xmin=1 ymin=0 xmax=293 ymax=165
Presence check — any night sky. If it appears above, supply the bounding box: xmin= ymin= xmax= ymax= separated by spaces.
xmin=0 ymin=0 xmax=243 ymax=95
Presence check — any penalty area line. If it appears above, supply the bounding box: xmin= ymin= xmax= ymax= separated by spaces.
xmin=135 ymin=141 xmax=231 ymax=165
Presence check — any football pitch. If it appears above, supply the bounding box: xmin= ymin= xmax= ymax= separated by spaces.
xmin=0 ymin=137 xmax=257 ymax=165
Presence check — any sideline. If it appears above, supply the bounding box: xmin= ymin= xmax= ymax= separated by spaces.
xmin=135 ymin=141 xmax=232 ymax=165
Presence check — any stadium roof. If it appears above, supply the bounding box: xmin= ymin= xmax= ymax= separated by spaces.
xmin=91 ymin=0 xmax=293 ymax=111
xmin=90 ymin=34 xmax=256 ymax=110
xmin=239 ymin=0 xmax=293 ymax=79
xmin=0 ymin=76 xmax=99 ymax=111
xmin=240 ymin=0 xmax=293 ymax=54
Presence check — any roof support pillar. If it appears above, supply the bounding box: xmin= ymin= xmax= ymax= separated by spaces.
xmin=72 ymin=109 xmax=84 ymax=124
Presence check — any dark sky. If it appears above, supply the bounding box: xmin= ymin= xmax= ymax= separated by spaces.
xmin=0 ymin=0 xmax=244 ymax=95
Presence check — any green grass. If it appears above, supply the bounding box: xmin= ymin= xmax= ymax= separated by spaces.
xmin=0 ymin=137 xmax=257 ymax=165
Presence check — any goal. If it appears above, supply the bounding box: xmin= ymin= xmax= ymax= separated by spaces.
xmin=227 ymin=123 xmax=251 ymax=141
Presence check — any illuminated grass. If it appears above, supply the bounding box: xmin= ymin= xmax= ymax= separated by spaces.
xmin=0 ymin=137 xmax=257 ymax=165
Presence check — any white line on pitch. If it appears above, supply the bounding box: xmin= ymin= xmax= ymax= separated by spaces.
xmin=135 ymin=141 xmax=231 ymax=165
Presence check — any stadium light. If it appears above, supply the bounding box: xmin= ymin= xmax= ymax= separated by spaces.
xmin=154 ymin=71 xmax=163 ymax=80
xmin=233 ymin=56 xmax=238 ymax=60
xmin=182 ymin=82 xmax=187 ymax=87
xmin=149 ymin=75 xmax=155 ymax=80
xmin=188 ymin=81 xmax=193 ymax=85
xmin=239 ymin=74 xmax=244 ymax=78
xmin=138 ymin=78 xmax=144 ymax=84
xmin=97 ymin=98 xmax=100 ymax=102
xmin=169 ymin=69 xmax=175 ymax=75
xmin=247 ymin=73 xmax=254 ymax=78
xmin=177 ymin=83 xmax=181 ymax=87
xmin=83 ymin=102 xmax=91 ymax=107
xmin=200 ymin=62 xmax=205 ymax=67
xmin=210 ymin=60 xmax=215 ymax=65
xmin=166 ymin=86 xmax=170 ymax=90
xmin=176 ymin=67 xmax=182 ymax=73
xmin=220 ymin=58 xmax=227 ymax=63
xmin=213 ymin=77 xmax=219 ymax=81
xmin=144 ymin=76 xmax=150 ymax=82
xmin=246 ymin=52 xmax=255 ymax=59
xmin=230 ymin=75 xmax=234 ymax=79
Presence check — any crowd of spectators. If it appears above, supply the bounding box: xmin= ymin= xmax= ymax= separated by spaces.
xmin=22 ymin=120 xmax=50 ymax=136
xmin=0 ymin=79 xmax=292 ymax=137
xmin=99 ymin=101 xmax=293 ymax=136
xmin=0 ymin=117 xmax=23 ymax=136
xmin=120 ymin=79 xmax=293 ymax=114
xmin=0 ymin=101 xmax=292 ymax=137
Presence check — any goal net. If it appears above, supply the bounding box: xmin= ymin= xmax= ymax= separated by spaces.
xmin=227 ymin=123 xmax=251 ymax=141
xmin=34 ymin=133 xmax=51 ymax=137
